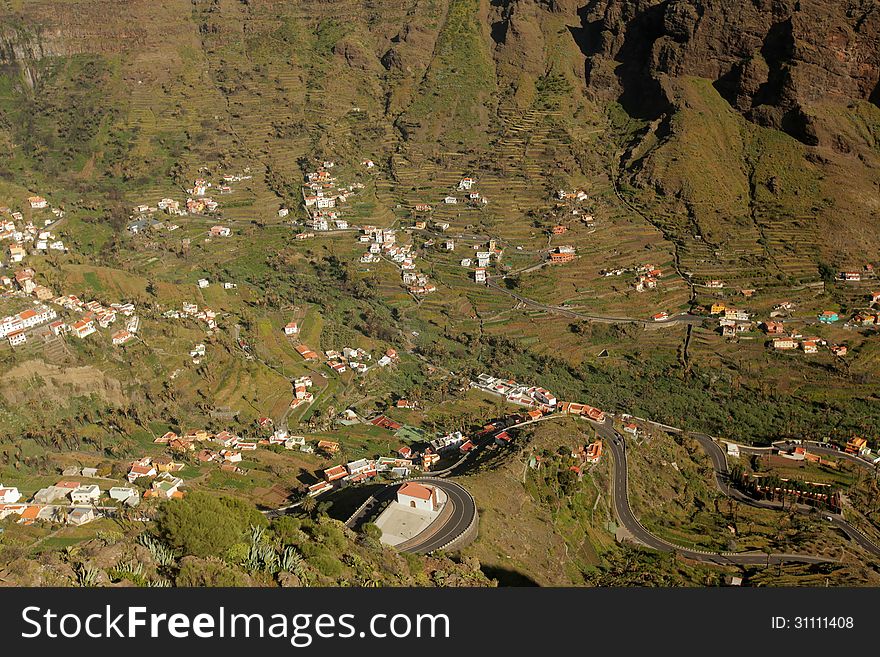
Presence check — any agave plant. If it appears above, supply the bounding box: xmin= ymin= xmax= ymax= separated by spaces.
xmin=249 ymin=524 xmax=267 ymax=546
xmin=110 ymin=559 xmax=147 ymax=585
xmin=137 ymin=534 xmax=176 ymax=567
xmin=279 ymin=546 xmax=310 ymax=585
xmin=245 ymin=541 xmax=279 ymax=573
xmin=358 ymin=574 xmax=381 ymax=588
xmin=280 ymin=546 xmax=304 ymax=572
xmin=74 ymin=563 xmax=102 ymax=587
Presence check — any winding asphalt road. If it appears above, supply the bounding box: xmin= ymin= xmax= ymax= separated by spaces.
xmin=351 ymin=477 xmax=477 ymax=555
xmin=593 ymin=418 xmax=840 ymax=565
xmin=692 ymin=434 xmax=880 ymax=558
xmin=397 ymin=478 xmax=477 ymax=554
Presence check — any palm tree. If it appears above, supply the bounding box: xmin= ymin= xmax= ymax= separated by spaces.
xmin=300 ymin=495 xmax=317 ymax=515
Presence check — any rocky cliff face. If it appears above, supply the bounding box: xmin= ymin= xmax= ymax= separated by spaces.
xmin=580 ymin=0 xmax=880 ymax=145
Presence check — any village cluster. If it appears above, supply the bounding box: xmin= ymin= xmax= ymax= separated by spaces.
xmin=356 ymin=225 xmax=440 ymax=295
xmin=555 ymin=189 xmax=596 ymax=227
xmin=1 ymin=199 xmax=67 ymax=264
xmin=458 ymin=237 xmax=506 ymax=284
xmin=300 ymin=372 xmax=611 ymax=493
xmin=310 ymin=418 xmax=470 ymax=498
xmin=297 ymin=161 xmax=363 ymax=233
xmin=439 ymin=176 xmax=489 ymax=207
xmin=469 ymin=371 xmax=608 ymax=469
xmin=0 ymin=365 xmax=610 ymax=529
xmin=599 ymin=262 xmax=663 ymax=292
xmin=311 ymin=448 xmax=438 ymax=498
xmin=163 ymin=302 xmax=221 ymax=361
xmin=0 ymin=267 xmax=139 ymax=348
xmin=0 ymin=195 xmax=149 ymax=349
xmin=0 ymin=469 xmax=167 ymax=528
xmin=290 ymin=325 xmax=400 ymax=377
xmin=704 ymin=289 xmax=880 ymax=356
xmin=127 ymin=171 xmax=252 ymax=234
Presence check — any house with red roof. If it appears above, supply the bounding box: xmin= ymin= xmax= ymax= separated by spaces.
xmin=323 ymin=465 xmax=347 ymax=482
xmin=397 ymin=482 xmax=438 ymax=512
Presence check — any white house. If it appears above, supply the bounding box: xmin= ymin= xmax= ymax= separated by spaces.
xmin=346 ymin=459 xmax=374 ymax=476
xmin=152 ymin=473 xmax=183 ymax=498
xmin=284 ymin=321 xmax=299 ymax=336
xmin=396 ymin=482 xmax=438 ymax=512
xmin=68 ymin=508 xmax=96 ymax=526
xmin=127 ymin=462 xmax=157 ymax=483
xmin=109 ymin=487 xmax=138 ymax=502
xmin=7 ymin=330 xmax=26 ymax=347
xmin=0 ymin=484 xmax=21 ymax=504
xmin=197 ymin=279 xmax=210 ymax=288
xmin=221 ymin=450 xmax=242 ymax=463
xmin=70 ymin=485 xmax=101 ymax=505
xmin=112 ymin=330 xmax=133 ymax=346
xmin=531 ymin=387 xmax=556 ymax=407
xmin=284 ymin=435 xmax=306 ymax=450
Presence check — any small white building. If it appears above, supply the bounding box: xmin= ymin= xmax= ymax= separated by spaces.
xmin=70 ymin=485 xmax=101 ymax=505
xmin=109 ymin=487 xmax=138 ymax=502
xmin=152 ymin=473 xmax=183 ymax=498
xmin=112 ymin=330 xmax=133 ymax=346
xmin=396 ymin=482 xmax=438 ymax=512
xmin=284 ymin=321 xmax=299 ymax=336
xmin=0 ymin=484 xmax=21 ymax=504
xmin=68 ymin=508 xmax=96 ymax=526
xmin=7 ymin=330 xmax=26 ymax=347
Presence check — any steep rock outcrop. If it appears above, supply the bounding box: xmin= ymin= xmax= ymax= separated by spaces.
xmin=580 ymin=0 xmax=880 ymax=144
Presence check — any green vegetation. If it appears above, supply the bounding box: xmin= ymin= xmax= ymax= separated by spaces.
xmin=155 ymin=492 xmax=268 ymax=558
